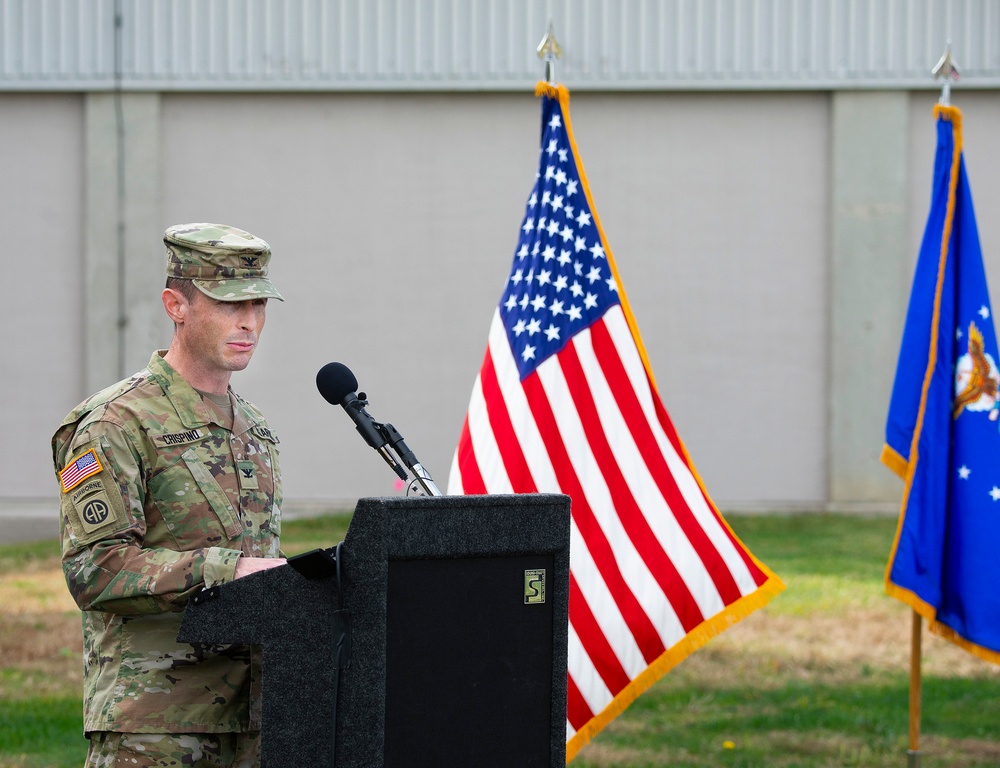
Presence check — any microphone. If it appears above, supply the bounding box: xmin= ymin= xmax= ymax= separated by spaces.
xmin=316 ymin=363 xmax=442 ymax=496
xmin=316 ymin=362 xmax=407 ymax=481
xmin=315 ymin=361 xmax=359 ymax=406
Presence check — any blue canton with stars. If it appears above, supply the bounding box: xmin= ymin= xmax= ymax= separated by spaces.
xmin=500 ymin=93 xmax=620 ymax=381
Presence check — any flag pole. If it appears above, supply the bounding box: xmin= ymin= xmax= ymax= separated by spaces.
xmin=536 ymin=21 xmax=562 ymax=85
xmin=907 ymin=610 xmax=922 ymax=767
xmin=903 ymin=43 xmax=962 ymax=768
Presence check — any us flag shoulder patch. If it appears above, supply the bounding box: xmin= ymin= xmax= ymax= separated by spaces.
xmin=60 ymin=448 xmax=104 ymax=492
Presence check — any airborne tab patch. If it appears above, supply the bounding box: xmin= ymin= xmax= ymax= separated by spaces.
xmin=60 ymin=449 xmax=104 ymax=492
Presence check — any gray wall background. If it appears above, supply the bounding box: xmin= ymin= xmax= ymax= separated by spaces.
xmin=3 ymin=0 xmax=1000 ymax=516
xmin=4 ymin=87 xmax=1000 ymax=514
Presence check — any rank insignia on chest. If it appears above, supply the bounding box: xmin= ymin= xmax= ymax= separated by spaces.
xmin=237 ymin=461 xmax=259 ymax=490
xmin=60 ymin=448 xmax=104 ymax=492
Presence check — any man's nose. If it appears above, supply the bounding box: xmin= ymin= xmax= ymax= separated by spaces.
xmin=236 ymin=304 xmax=256 ymax=330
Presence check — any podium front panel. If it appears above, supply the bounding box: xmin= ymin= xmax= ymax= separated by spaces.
xmin=336 ymin=494 xmax=571 ymax=768
xmin=385 ymin=553 xmax=556 ymax=767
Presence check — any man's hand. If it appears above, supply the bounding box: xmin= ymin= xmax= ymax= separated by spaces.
xmin=234 ymin=556 xmax=287 ymax=580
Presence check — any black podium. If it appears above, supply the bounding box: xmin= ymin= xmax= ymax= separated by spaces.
xmin=179 ymin=493 xmax=571 ymax=768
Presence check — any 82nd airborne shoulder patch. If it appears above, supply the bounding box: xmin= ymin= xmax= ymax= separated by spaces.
xmin=60 ymin=445 xmax=127 ymax=539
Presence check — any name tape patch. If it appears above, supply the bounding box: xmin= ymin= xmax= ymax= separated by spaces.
xmin=60 ymin=449 xmax=104 ymax=492
xmin=153 ymin=428 xmax=205 ymax=448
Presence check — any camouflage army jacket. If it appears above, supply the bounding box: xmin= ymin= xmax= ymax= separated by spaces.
xmin=52 ymin=351 xmax=282 ymax=734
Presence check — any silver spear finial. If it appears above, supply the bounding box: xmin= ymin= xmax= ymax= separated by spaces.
xmin=536 ymin=22 xmax=563 ymax=86
xmin=932 ymin=41 xmax=961 ymax=106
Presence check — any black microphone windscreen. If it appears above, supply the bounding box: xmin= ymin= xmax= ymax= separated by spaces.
xmin=316 ymin=362 xmax=359 ymax=405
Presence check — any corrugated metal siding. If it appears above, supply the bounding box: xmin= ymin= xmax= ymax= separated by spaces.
xmin=2 ymin=0 xmax=999 ymax=90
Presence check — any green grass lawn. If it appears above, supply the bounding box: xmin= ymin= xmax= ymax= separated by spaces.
xmin=0 ymin=698 xmax=82 ymax=768
xmin=573 ymin=514 xmax=1000 ymax=768
xmin=2 ymin=512 xmax=998 ymax=768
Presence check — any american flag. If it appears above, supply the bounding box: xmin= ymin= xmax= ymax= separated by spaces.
xmin=60 ymin=448 xmax=103 ymax=492
xmin=448 ymin=82 xmax=785 ymax=758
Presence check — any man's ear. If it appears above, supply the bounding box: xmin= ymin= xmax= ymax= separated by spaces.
xmin=162 ymin=287 xmax=189 ymax=325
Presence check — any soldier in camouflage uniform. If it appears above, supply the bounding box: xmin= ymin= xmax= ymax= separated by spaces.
xmin=52 ymin=223 xmax=287 ymax=768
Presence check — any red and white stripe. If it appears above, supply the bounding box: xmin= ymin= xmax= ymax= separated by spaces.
xmin=449 ymin=303 xmax=773 ymax=748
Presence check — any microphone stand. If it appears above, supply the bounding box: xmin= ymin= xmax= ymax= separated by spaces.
xmin=377 ymin=422 xmax=443 ymax=497
xmin=351 ymin=392 xmax=443 ymax=497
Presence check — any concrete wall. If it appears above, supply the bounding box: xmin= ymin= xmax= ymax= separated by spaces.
xmin=566 ymin=91 xmax=831 ymax=508
xmin=1 ymin=94 xmax=84 ymax=500
xmin=4 ymin=88 xmax=1000 ymax=514
xmin=161 ymin=91 xmax=832 ymax=509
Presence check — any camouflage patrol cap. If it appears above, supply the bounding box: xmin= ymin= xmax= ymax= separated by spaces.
xmin=164 ymin=223 xmax=284 ymax=302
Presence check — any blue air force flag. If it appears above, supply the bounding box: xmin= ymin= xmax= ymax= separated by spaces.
xmin=882 ymin=104 xmax=1000 ymax=663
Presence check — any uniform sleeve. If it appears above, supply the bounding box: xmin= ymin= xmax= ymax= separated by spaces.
xmin=59 ymin=419 xmax=243 ymax=615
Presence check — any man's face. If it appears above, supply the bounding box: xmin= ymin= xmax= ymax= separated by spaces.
xmin=180 ymin=291 xmax=268 ymax=375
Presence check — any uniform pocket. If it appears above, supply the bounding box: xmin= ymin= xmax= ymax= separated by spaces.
xmin=180 ymin=448 xmax=243 ymax=540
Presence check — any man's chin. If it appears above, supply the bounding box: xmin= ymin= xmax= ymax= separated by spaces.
xmin=223 ymin=353 xmax=254 ymax=371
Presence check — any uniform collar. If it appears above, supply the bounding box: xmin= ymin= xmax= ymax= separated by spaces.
xmin=147 ymin=351 xmax=261 ymax=435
